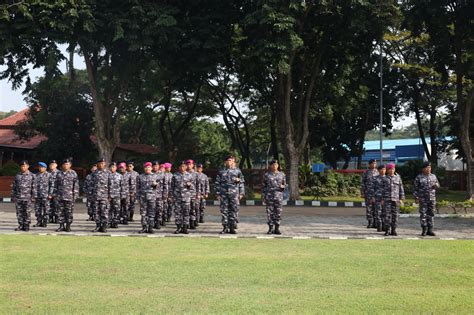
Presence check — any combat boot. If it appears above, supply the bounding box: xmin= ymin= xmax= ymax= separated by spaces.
xmin=42 ymin=217 xmax=48 ymax=227
xmin=391 ymin=226 xmax=398 ymax=236
xmin=367 ymin=219 xmax=373 ymax=228
xmin=56 ymin=223 xmax=65 ymax=232
xmin=195 ymin=220 xmax=199 ymax=228
xmin=15 ymin=224 xmax=23 ymax=231
xmin=174 ymin=224 xmax=182 ymax=234
xmin=138 ymin=225 xmax=147 ymax=233
xmin=65 ymin=223 xmax=71 ymax=232
xmin=147 ymin=225 xmax=154 ymax=234
xmin=161 ymin=219 xmax=166 ymax=227
xmin=233 ymin=222 xmax=238 ymax=230
xmin=189 ymin=220 xmax=196 ymax=230
xmin=33 ymin=221 xmax=41 ymax=227
xmin=220 ymin=225 xmax=228 ymax=234
xmin=199 ymin=215 xmax=204 ymax=223
xmin=123 ymin=218 xmax=129 ymax=225
xmin=229 ymin=225 xmax=237 ymax=234
xmin=99 ymin=223 xmax=107 ymax=233
xmin=23 ymin=224 xmax=30 ymax=231
xmin=129 ymin=211 xmax=134 ymax=222
xmin=421 ymin=226 xmax=427 ymax=236
xmin=273 ymin=224 xmax=281 ymax=235
xmin=92 ymin=223 xmax=100 ymax=232
xmin=182 ymin=225 xmax=189 ymax=234
xmin=52 ymin=216 xmax=58 ymax=223
xmin=49 ymin=217 xmax=54 ymax=223
xmin=267 ymin=224 xmax=273 ymax=234
xmin=427 ymin=227 xmax=436 ymax=236
xmin=377 ymin=224 xmax=382 ymax=232
xmin=384 ymin=226 xmax=391 ymax=236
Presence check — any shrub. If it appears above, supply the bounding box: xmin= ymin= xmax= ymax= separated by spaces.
xmin=400 ymin=204 xmax=418 ymax=214
xmin=0 ymin=161 xmax=19 ymax=176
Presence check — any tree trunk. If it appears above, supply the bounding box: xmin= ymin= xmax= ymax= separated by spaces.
xmin=412 ymin=87 xmax=431 ymax=161
xmin=429 ymin=108 xmax=438 ymax=166
xmin=269 ymin=104 xmax=279 ymax=160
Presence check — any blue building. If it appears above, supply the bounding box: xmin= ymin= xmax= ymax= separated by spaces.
xmin=361 ymin=138 xmax=427 ymax=164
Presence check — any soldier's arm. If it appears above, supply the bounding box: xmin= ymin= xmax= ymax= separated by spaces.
xmin=239 ymin=170 xmax=245 ymax=197
xmin=433 ymin=175 xmax=440 ymax=189
xmin=74 ymin=174 xmax=80 ymax=200
xmin=205 ymin=176 xmax=210 ymax=196
xmin=31 ymin=174 xmax=37 ymax=200
xmin=214 ymin=173 xmax=221 ymax=198
xmin=399 ymin=178 xmax=405 ymax=200
xmin=413 ymin=176 xmax=419 ymax=201
xmin=136 ymin=177 xmax=141 ymax=199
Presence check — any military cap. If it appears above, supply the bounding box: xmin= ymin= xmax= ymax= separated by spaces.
xmin=224 ymin=154 xmax=235 ymax=161
xmin=269 ymin=159 xmax=279 ymax=165
xmin=369 ymin=159 xmax=377 ymax=164
xmin=422 ymin=161 xmax=431 ymax=169
xmin=38 ymin=162 xmax=47 ymax=168
xmin=377 ymin=164 xmax=385 ymax=170
xmin=196 ymin=163 xmax=203 ymax=168
xmin=19 ymin=160 xmax=29 ymax=166
xmin=96 ymin=158 xmax=106 ymax=164
xmin=143 ymin=162 xmax=152 ymax=167
xmin=152 ymin=160 xmax=160 ymax=166
xmin=386 ymin=163 xmax=395 ymax=169
xmin=49 ymin=160 xmax=57 ymax=164
xmin=61 ymin=158 xmax=72 ymax=165
xmin=186 ymin=159 xmax=194 ymax=164
xmin=118 ymin=162 xmax=126 ymax=169
xmin=179 ymin=160 xmax=187 ymax=166
xmin=126 ymin=161 xmax=134 ymax=166
xmin=109 ymin=162 xmax=117 ymax=167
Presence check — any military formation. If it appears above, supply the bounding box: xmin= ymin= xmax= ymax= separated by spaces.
xmin=11 ymin=155 xmax=440 ymax=237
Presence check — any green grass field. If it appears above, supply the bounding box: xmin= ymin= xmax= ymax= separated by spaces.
xmin=1 ymin=236 xmax=473 ymax=314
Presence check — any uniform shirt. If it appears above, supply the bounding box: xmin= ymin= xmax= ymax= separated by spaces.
xmin=371 ymin=174 xmax=385 ymax=202
xmin=53 ymin=169 xmax=79 ymax=201
xmin=361 ymin=168 xmax=378 ymax=197
xmin=382 ymin=174 xmax=405 ymax=202
xmin=35 ymin=171 xmax=50 ymax=199
xmin=262 ymin=171 xmax=286 ymax=200
xmin=153 ymin=171 xmax=167 ymax=200
xmin=215 ymin=167 xmax=245 ymax=197
xmin=187 ymin=170 xmax=199 ymax=199
xmin=120 ymin=171 xmax=131 ymax=199
xmin=413 ymin=173 xmax=440 ymax=201
xmin=196 ymin=172 xmax=210 ymax=197
xmin=108 ymin=171 xmax=123 ymax=199
xmin=137 ymin=173 xmax=157 ymax=201
xmin=48 ymin=169 xmax=60 ymax=196
xmin=83 ymin=173 xmax=94 ymax=198
xmin=92 ymin=169 xmax=110 ymax=201
xmin=11 ymin=171 xmax=36 ymax=201
xmin=127 ymin=170 xmax=139 ymax=194
xmin=164 ymin=172 xmax=173 ymax=198
xmin=171 ymin=171 xmax=194 ymax=202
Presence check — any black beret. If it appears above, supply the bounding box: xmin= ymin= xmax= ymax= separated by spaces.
xmin=369 ymin=159 xmax=377 ymax=164
xmin=126 ymin=161 xmax=134 ymax=166
xmin=377 ymin=164 xmax=385 ymax=170
xmin=49 ymin=160 xmax=57 ymax=164
xmin=196 ymin=163 xmax=203 ymax=168
xmin=179 ymin=160 xmax=187 ymax=166
xmin=269 ymin=159 xmax=278 ymax=165
xmin=19 ymin=160 xmax=29 ymax=166
xmin=152 ymin=160 xmax=160 ymax=166
xmin=109 ymin=162 xmax=117 ymax=167
xmin=422 ymin=161 xmax=431 ymax=169
xmin=224 ymin=155 xmax=235 ymax=161
xmin=96 ymin=158 xmax=106 ymax=163
xmin=61 ymin=158 xmax=72 ymax=165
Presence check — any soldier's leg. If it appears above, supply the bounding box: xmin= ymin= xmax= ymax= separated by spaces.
xmin=182 ymin=201 xmax=190 ymax=234
xmin=47 ymin=199 xmax=53 ymax=223
xmin=265 ymin=199 xmax=273 ymax=226
xmin=219 ymin=196 xmax=229 ymax=227
xmin=384 ymin=201 xmax=392 ymax=235
xmin=365 ymin=198 xmax=373 ymax=227
xmin=42 ymin=199 xmax=49 ymax=225
xmin=63 ymin=201 xmax=73 ymax=232
xmin=227 ymin=195 xmax=239 ymax=233
xmin=34 ymin=201 xmax=41 ymax=225
xmin=138 ymin=198 xmax=147 ymax=233
xmin=21 ymin=201 xmax=31 ymax=231
xmin=189 ymin=198 xmax=196 ymax=228
xmin=147 ymin=200 xmax=156 ymax=233
xmin=426 ymin=200 xmax=436 ymax=236
xmin=199 ymin=198 xmax=206 ymax=223
xmin=154 ymin=199 xmax=163 ymax=228
xmin=14 ymin=201 xmax=23 ymax=230
xmin=174 ymin=200 xmax=182 ymax=226
xmin=390 ymin=201 xmax=400 ymax=236
xmin=419 ymin=201 xmax=428 ymax=228
xmin=374 ymin=202 xmax=382 ymax=231
xmin=128 ymin=195 xmax=136 ymax=221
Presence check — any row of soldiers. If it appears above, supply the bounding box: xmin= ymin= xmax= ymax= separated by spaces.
xmin=361 ymin=159 xmax=440 ymax=236
xmin=11 ymin=155 xmax=288 ymax=235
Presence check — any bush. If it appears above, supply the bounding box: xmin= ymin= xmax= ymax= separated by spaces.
xmin=245 ymin=186 xmax=255 ymax=200
xmin=400 ymin=204 xmax=418 ymax=214
xmin=0 ymin=161 xmax=19 ymax=176
xmin=302 ymin=171 xmax=361 ymax=199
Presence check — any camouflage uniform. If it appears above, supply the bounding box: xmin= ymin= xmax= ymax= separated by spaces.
xmin=262 ymin=170 xmax=286 ymax=227
xmin=108 ymin=171 xmax=123 ymax=227
xmin=382 ymin=174 xmax=405 ymax=233
xmin=11 ymin=171 xmax=36 ymax=229
xmin=215 ymin=167 xmax=245 ymax=231
xmin=163 ymin=172 xmax=174 ymax=221
xmin=92 ymin=169 xmax=110 ymax=227
xmin=120 ymin=171 xmax=131 ymax=223
xmin=35 ymin=171 xmax=50 ymax=226
xmin=47 ymin=169 xmax=60 ymax=223
xmin=84 ymin=173 xmax=96 ymax=220
xmin=414 ymin=173 xmax=440 ymax=229
xmin=370 ymin=174 xmax=385 ymax=229
xmin=187 ymin=170 xmax=199 ymax=227
xmin=361 ymin=168 xmax=378 ymax=226
xmin=171 ymin=171 xmax=194 ymax=229
xmin=196 ymin=172 xmax=210 ymax=222
xmin=127 ymin=170 xmax=139 ymax=220
xmin=153 ymin=171 xmax=167 ymax=228
xmin=53 ymin=169 xmax=79 ymax=226
xmin=137 ymin=173 xmax=157 ymax=229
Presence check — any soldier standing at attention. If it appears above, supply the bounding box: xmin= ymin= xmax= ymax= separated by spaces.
xmin=171 ymin=161 xmax=194 ymax=234
xmin=47 ymin=160 xmax=60 ymax=224
xmin=137 ymin=162 xmax=158 ymax=234
xmin=370 ymin=164 xmax=386 ymax=232
xmin=382 ymin=163 xmax=405 ymax=236
xmin=152 ymin=161 xmax=167 ymax=229
xmin=186 ymin=159 xmax=199 ymax=229
xmin=51 ymin=158 xmax=79 ymax=232
xmin=108 ymin=162 xmax=123 ymax=229
xmin=262 ymin=160 xmax=286 ymax=235
xmin=84 ymin=164 xmax=97 ymax=221
xmin=215 ymin=155 xmax=245 ymax=234
xmin=11 ymin=160 xmax=36 ymax=231
xmin=91 ymin=158 xmax=110 ymax=233
xmin=163 ymin=163 xmax=174 ymax=222
xmin=34 ymin=162 xmax=50 ymax=227
xmin=126 ymin=161 xmax=139 ymax=222
xmin=361 ymin=159 xmax=378 ymax=228
xmin=196 ymin=163 xmax=210 ymax=223
xmin=118 ymin=162 xmax=130 ymax=225
xmin=414 ymin=162 xmax=440 ymax=236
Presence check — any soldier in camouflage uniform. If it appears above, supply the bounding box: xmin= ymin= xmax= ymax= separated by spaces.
xmin=382 ymin=163 xmax=405 ymax=236
xmin=108 ymin=162 xmax=123 ymax=229
xmin=152 ymin=161 xmax=167 ymax=229
xmin=126 ymin=161 xmax=139 ymax=222
xmin=137 ymin=162 xmax=158 ymax=234
xmin=414 ymin=162 xmax=440 ymax=236
xmin=91 ymin=158 xmax=110 ymax=233
xmin=34 ymin=162 xmax=50 ymax=227
xmin=171 ymin=161 xmax=194 ymax=234
xmin=186 ymin=159 xmax=200 ymax=229
xmin=11 ymin=160 xmax=36 ymax=231
xmin=370 ymin=164 xmax=386 ymax=232
xmin=163 ymin=163 xmax=174 ymax=222
xmin=262 ymin=160 xmax=286 ymax=235
xmin=215 ymin=155 xmax=245 ymax=234
xmin=196 ymin=163 xmax=210 ymax=223
xmin=118 ymin=162 xmax=131 ymax=225
xmin=47 ymin=160 xmax=60 ymax=223
xmin=84 ymin=164 xmax=97 ymax=221
xmin=361 ymin=159 xmax=378 ymax=228
xmin=51 ymin=158 xmax=79 ymax=232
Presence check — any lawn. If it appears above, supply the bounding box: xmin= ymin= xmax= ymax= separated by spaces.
xmin=1 ymin=236 xmax=473 ymax=314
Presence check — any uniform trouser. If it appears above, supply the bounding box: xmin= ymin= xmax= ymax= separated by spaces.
xmin=128 ymin=194 xmax=136 ymax=218
xmin=374 ymin=200 xmax=383 ymax=227
xmin=35 ymin=198 xmax=48 ymax=223
xmin=58 ymin=199 xmax=74 ymax=224
xmin=199 ymin=198 xmax=206 ymax=218
xmin=48 ymin=198 xmax=59 ymax=219
xmin=384 ymin=200 xmax=400 ymax=228
xmin=174 ymin=199 xmax=190 ymax=226
xmin=164 ymin=198 xmax=173 ymax=219
xmin=189 ymin=198 xmax=199 ymax=222
xmin=265 ymin=197 xmax=283 ymax=225
xmin=419 ymin=200 xmax=435 ymax=228
xmin=365 ymin=197 xmax=376 ymax=223
xmin=109 ymin=197 xmax=121 ymax=225
xmin=120 ymin=198 xmax=129 ymax=221
xmin=95 ymin=200 xmax=109 ymax=225
xmin=219 ymin=194 xmax=239 ymax=226
xmin=139 ymin=197 xmax=156 ymax=227
xmin=15 ymin=200 xmax=32 ymax=225
xmin=86 ymin=197 xmax=95 ymax=217
xmin=154 ymin=198 xmax=164 ymax=224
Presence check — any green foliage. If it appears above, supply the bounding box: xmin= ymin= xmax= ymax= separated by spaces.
xmin=396 ymin=160 xmax=446 ymax=186
xmin=400 ymin=204 xmax=418 ymax=214
xmin=302 ymin=171 xmax=361 ymax=199
xmin=0 ymin=161 xmax=19 ymax=176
